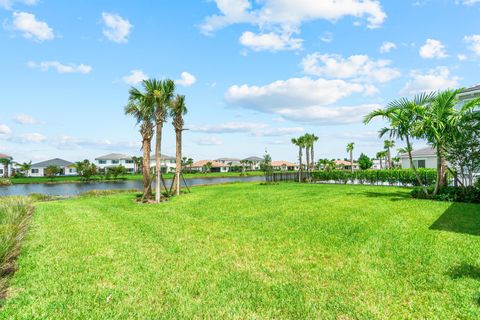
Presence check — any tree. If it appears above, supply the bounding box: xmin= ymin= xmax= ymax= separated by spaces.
xmin=74 ymin=160 xmax=97 ymax=181
xmin=203 ymin=162 xmax=213 ymax=173
xmin=375 ymin=151 xmax=387 ymax=169
xmin=108 ymin=165 xmax=127 ymax=179
xmin=416 ymin=89 xmax=480 ymax=194
xmin=364 ymin=93 xmax=433 ymax=192
xmin=310 ymin=133 xmax=319 ymax=171
xmin=143 ymin=79 xmax=176 ymax=203
xmin=125 ymin=89 xmax=154 ymax=201
xmin=131 ymin=156 xmax=143 ymax=174
xmin=318 ymin=158 xmax=335 ymax=172
xmin=358 ymin=153 xmax=373 ymax=170
xmin=383 ymin=140 xmax=395 ymax=169
xmin=259 ymin=152 xmax=273 ymax=177
xmin=346 ymin=142 xmax=355 ymax=173
xmin=44 ymin=165 xmax=61 ymax=180
xmin=0 ymin=158 xmax=12 ymax=178
xmin=18 ymin=161 xmax=32 ymax=177
xmin=170 ymin=94 xmax=187 ymax=196
xmin=291 ymin=136 xmax=305 ymax=182
xmin=187 ymin=158 xmax=194 ymax=173
xmin=303 ymin=134 xmax=311 ymax=172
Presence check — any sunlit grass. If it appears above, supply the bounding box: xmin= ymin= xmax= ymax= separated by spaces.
xmin=1 ymin=183 xmax=479 ymax=319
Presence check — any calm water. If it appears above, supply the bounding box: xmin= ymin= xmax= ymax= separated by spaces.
xmin=0 ymin=176 xmax=265 ymax=197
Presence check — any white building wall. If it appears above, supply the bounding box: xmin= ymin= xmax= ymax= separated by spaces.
xmin=401 ymin=156 xmax=437 ymax=169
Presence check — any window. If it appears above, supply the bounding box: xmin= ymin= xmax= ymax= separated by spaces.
xmin=69 ymin=169 xmax=74 ymax=173
xmin=31 ymin=169 xmax=39 ymax=174
xmin=125 ymin=160 xmax=134 ymax=164
xmin=0 ymin=169 xmax=3 ymax=174
xmin=413 ymin=160 xmax=426 ymax=168
xmin=98 ymin=160 xmax=107 ymax=164
xmin=111 ymin=160 xmax=119 ymax=164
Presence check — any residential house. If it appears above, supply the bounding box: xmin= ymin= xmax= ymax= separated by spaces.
xmin=400 ymin=147 xmax=437 ymax=169
xmin=149 ymin=154 xmax=176 ymax=173
xmin=242 ymin=156 xmax=263 ymax=170
xmin=0 ymin=153 xmax=13 ymax=177
xmin=29 ymin=158 xmax=76 ymax=177
xmin=271 ymin=161 xmax=298 ymax=171
xmin=458 ymin=84 xmax=480 ymax=101
xmin=334 ymin=160 xmax=359 ymax=171
xmin=190 ymin=160 xmax=229 ymax=173
xmin=95 ymin=153 xmax=136 ymax=173
xmin=215 ymin=158 xmax=241 ymax=167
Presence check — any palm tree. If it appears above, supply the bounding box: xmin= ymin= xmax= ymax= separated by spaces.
xmin=170 ymin=94 xmax=187 ymax=196
xmin=142 ymin=79 xmax=176 ymax=203
xmin=310 ymin=133 xmax=319 ymax=171
xmin=18 ymin=161 xmax=32 ymax=177
xmin=364 ymin=93 xmax=434 ymax=191
xmin=415 ymin=89 xmax=480 ymax=194
xmin=346 ymin=142 xmax=355 ymax=173
xmin=125 ymin=91 xmax=154 ymax=201
xmin=0 ymin=158 xmax=12 ymax=178
xmin=187 ymin=158 xmax=194 ymax=173
xmin=375 ymin=151 xmax=386 ymax=169
xmin=131 ymin=156 xmax=143 ymax=174
xmin=383 ymin=140 xmax=395 ymax=169
xmin=291 ymin=136 xmax=305 ymax=182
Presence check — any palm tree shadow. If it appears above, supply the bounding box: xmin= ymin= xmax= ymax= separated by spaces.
xmin=448 ymin=263 xmax=480 ymax=306
xmin=430 ymin=202 xmax=480 ymax=236
xmin=346 ymin=191 xmax=411 ymax=202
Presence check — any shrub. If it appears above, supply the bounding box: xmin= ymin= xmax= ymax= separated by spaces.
xmin=0 ymin=179 xmax=12 ymax=186
xmin=411 ymin=186 xmax=480 ymax=203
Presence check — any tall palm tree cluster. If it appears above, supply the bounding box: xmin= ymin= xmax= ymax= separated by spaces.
xmin=291 ymin=133 xmax=319 ymax=181
xmin=364 ymin=89 xmax=480 ymax=195
xmin=125 ymin=79 xmax=187 ymax=202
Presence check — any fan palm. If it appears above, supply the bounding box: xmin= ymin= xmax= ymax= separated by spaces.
xmin=415 ymin=89 xmax=480 ymax=194
xmin=291 ymin=136 xmax=305 ymax=182
xmin=346 ymin=142 xmax=355 ymax=173
xmin=170 ymin=94 xmax=187 ymax=196
xmin=375 ymin=151 xmax=386 ymax=169
xmin=142 ymin=79 xmax=176 ymax=203
xmin=125 ymin=92 xmax=154 ymax=201
xmin=18 ymin=161 xmax=32 ymax=177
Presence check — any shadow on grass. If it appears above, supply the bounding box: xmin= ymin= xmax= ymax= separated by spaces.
xmin=346 ymin=191 xmax=411 ymax=202
xmin=448 ymin=263 xmax=480 ymax=306
xmin=430 ymin=202 xmax=480 ymax=236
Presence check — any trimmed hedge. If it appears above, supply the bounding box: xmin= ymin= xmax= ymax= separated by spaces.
xmin=310 ymin=169 xmax=438 ymax=186
xmin=411 ymin=186 xmax=480 ymax=203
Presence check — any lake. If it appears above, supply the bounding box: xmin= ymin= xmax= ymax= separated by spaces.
xmin=0 ymin=176 xmax=265 ymax=197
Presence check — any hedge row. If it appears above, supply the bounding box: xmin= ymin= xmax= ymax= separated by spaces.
xmin=310 ymin=169 xmax=438 ymax=186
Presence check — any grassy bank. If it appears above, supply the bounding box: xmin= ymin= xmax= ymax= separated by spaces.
xmin=0 ymin=197 xmax=32 ymax=299
xmin=10 ymin=171 xmax=265 ymax=185
xmin=1 ymin=183 xmax=479 ymax=318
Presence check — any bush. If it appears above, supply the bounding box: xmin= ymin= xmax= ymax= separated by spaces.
xmin=311 ymin=169 xmax=437 ymax=186
xmin=0 ymin=179 xmax=12 ymax=186
xmin=411 ymin=186 xmax=480 ymax=203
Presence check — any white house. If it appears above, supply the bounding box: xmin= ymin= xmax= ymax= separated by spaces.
xmin=190 ymin=160 xmax=229 ymax=173
xmin=29 ymin=158 xmax=76 ymax=177
xmin=242 ymin=156 xmax=263 ymax=170
xmin=95 ymin=153 xmax=136 ymax=173
xmin=0 ymin=153 xmax=13 ymax=177
xmin=215 ymin=157 xmax=241 ymax=166
xmin=400 ymin=147 xmax=437 ymax=169
xmin=458 ymin=84 xmax=480 ymax=102
xmin=149 ymin=154 xmax=176 ymax=173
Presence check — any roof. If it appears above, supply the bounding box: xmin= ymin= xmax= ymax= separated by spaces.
xmin=0 ymin=153 xmax=12 ymax=160
xmin=461 ymin=84 xmax=480 ymax=94
xmin=334 ymin=160 xmax=358 ymax=166
xmin=400 ymin=146 xmax=436 ymax=158
xmin=271 ymin=161 xmax=296 ymax=167
xmin=149 ymin=154 xmax=176 ymax=161
xmin=215 ymin=157 xmax=240 ymax=162
xmin=191 ymin=160 xmax=227 ymax=168
xmin=95 ymin=153 xmax=132 ymax=161
xmin=31 ymin=158 xmax=74 ymax=168
xmin=242 ymin=156 xmax=262 ymax=161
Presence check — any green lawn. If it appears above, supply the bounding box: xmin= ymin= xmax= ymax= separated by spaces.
xmin=10 ymin=171 xmax=264 ymax=184
xmin=1 ymin=183 xmax=480 ymax=319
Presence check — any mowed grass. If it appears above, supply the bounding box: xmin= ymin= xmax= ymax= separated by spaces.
xmin=1 ymin=183 xmax=480 ymax=319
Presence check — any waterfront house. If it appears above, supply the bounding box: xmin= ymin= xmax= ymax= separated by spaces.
xmin=29 ymin=158 xmax=76 ymax=177
xmin=0 ymin=153 xmax=13 ymax=177
xmin=95 ymin=153 xmax=136 ymax=173
xmin=149 ymin=154 xmax=176 ymax=173
xmin=242 ymin=156 xmax=263 ymax=170
xmin=190 ymin=160 xmax=229 ymax=173
xmin=271 ymin=161 xmax=298 ymax=171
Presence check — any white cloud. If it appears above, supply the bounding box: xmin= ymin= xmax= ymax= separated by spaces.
xmin=459 ymin=0 xmax=480 ymax=5
xmin=301 ymin=53 xmax=400 ymax=83
xmin=101 ymin=12 xmax=132 ymax=43
xmin=419 ymin=39 xmax=447 ymax=59
xmin=193 ymin=137 xmax=223 ymax=146
xmin=12 ymin=11 xmax=54 ymax=42
xmin=0 ymin=124 xmax=12 ymax=134
xmin=464 ymin=34 xmax=480 ymax=56
xmin=379 ymin=41 xmax=396 ymax=53
xmin=457 ymin=53 xmax=468 ymax=61
xmin=201 ymin=0 xmax=387 ymax=34
xmin=175 ymin=72 xmax=197 ymax=87
xmin=14 ymin=114 xmax=43 ymax=125
xmin=8 ymin=132 xmax=47 ymax=143
xmin=320 ymin=32 xmax=333 ymax=43
xmin=0 ymin=0 xmax=38 ymax=10
xmin=27 ymin=61 xmax=92 ymax=74
xmin=122 ymin=69 xmax=148 ymax=85
xmin=189 ymin=122 xmax=304 ymax=136
xmin=239 ymin=31 xmax=302 ymax=51
xmin=400 ymin=67 xmax=460 ymax=95
xmin=225 ymin=77 xmax=378 ymax=124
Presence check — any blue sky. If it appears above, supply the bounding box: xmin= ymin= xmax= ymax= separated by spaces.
xmin=0 ymin=0 xmax=479 ymax=163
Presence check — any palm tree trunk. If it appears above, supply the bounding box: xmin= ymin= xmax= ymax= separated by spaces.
xmin=175 ymin=128 xmax=182 ymax=196
xmin=388 ymin=148 xmax=392 ymax=169
xmin=155 ymin=122 xmax=163 ymax=203
xmin=305 ymin=146 xmax=310 ymax=173
xmin=379 ymin=158 xmax=383 ymax=169
xmin=142 ymin=138 xmax=152 ymax=200
xmin=433 ymin=146 xmax=444 ymax=195
xmin=406 ymin=136 xmax=428 ymax=195
xmin=350 ymin=151 xmax=353 ymax=173
xmin=311 ymin=146 xmax=315 ymax=171
xmin=298 ymin=147 xmax=302 ymax=183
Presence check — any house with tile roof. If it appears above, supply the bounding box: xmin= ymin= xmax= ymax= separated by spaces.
xmin=271 ymin=161 xmax=299 ymax=171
